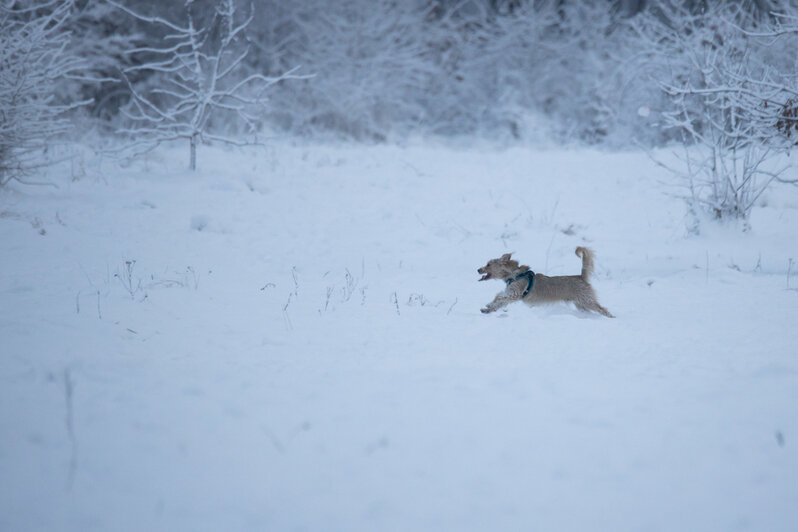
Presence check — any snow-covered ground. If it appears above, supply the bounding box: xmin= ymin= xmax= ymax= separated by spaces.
xmin=1 ymin=142 xmax=797 ymax=531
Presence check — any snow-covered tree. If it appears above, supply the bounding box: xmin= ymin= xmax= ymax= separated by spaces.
xmin=630 ymin=2 xmax=796 ymax=223
xmin=0 ymin=0 xmax=87 ymax=185
xmin=731 ymin=10 xmax=798 ymax=150
xmin=110 ymin=0 xmax=303 ymax=170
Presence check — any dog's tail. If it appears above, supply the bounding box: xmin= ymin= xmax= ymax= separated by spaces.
xmin=575 ymin=247 xmax=595 ymax=281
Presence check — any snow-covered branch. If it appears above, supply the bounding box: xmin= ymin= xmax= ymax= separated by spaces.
xmin=629 ymin=1 xmax=797 ymax=223
xmin=0 ymin=0 xmax=89 ymax=185
xmin=110 ymin=0 xmax=307 ymax=170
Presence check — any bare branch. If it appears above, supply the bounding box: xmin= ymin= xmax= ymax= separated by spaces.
xmin=105 ymin=1 xmax=191 ymax=33
xmin=1 ymin=0 xmax=89 ymax=185
xmin=111 ymin=0 xmax=302 ymax=170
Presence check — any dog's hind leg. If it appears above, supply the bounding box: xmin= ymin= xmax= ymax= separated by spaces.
xmin=581 ymin=300 xmax=614 ymax=318
xmin=594 ymin=303 xmax=614 ymax=318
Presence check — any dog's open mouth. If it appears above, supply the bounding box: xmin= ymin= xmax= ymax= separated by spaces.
xmin=478 ymin=269 xmax=490 ymax=281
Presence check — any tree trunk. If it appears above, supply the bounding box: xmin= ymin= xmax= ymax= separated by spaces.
xmin=189 ymin=134 xmax=197 ymax=171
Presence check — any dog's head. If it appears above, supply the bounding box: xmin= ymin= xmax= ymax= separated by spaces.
xmin=478 ymin=253 xmax=520 ymax=282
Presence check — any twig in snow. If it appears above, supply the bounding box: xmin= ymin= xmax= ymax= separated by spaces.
xmin=391 ymin=292 xmax=400 ymax=316
xmin=283 ymin=292 xmax=292 ymax=312
xmin=407 ymin=293 xmax=444 ymax=307
xmin=324 ymin=286 xmax=334 ymax=312
xmin=264 ymin=429 xmax=285 ymax=454
xmin=447 ymin=298 xmax=458 ymax=315
xmin=291 ymin=267 xmax=299 ymax=296
xmin=115 ymin=260 xmax=141 ymax=299
xmin=342 ymin=269 xmax=356 ymax=302
xmin=64 ymin=369 xmax=77 ymax=490
xmin=75 ymin=289 xmax=102 ymax=320
xmin=283 ymin=293 xmax=293 ymax=330
xmin=186 ymin=266 xmax=198 ymax=290
xmin=407 ymin=293 xmax=429 ymax=306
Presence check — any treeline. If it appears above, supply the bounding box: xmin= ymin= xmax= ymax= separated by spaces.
xmin=3 ymin=1 xmax=798 ymax=170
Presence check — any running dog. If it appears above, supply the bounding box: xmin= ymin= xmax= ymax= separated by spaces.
xmin=477 ymin=247 xmax=613 ymax=317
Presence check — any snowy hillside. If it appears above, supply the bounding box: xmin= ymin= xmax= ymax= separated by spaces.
xmin=1 ymin=143 xmax=797 ymax=531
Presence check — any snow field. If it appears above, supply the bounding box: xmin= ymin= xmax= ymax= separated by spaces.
xmin=1 ymin=143 xmax=797 ymax=531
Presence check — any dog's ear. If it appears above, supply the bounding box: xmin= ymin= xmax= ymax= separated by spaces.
xmin=500 ymin=253 xmax=512 ymax=261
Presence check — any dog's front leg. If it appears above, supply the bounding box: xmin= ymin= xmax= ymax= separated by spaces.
xmin=481 ymin=291 xmax=516 ymax=314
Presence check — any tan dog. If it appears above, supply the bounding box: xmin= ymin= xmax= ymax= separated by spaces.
xmin=478 ymin=247 xmax=614 ymax=317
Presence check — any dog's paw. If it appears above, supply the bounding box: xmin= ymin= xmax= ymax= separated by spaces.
xmin=480 ymin=307 xmax=492 ymax=314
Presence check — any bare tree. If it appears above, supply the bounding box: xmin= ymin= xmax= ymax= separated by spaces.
xmin=110 ymin=0 xmax=304 ymax=170
xmin=0 ymin=0 xmax=88 ymax=185
xmin=732 ymin=10 xmax=798 ymax=149
xmin=630 ymin=2 xmax=796 ymax=224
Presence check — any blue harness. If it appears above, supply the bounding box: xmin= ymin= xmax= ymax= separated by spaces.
xmin=507 ymin=270 xmax=535 ymax=297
